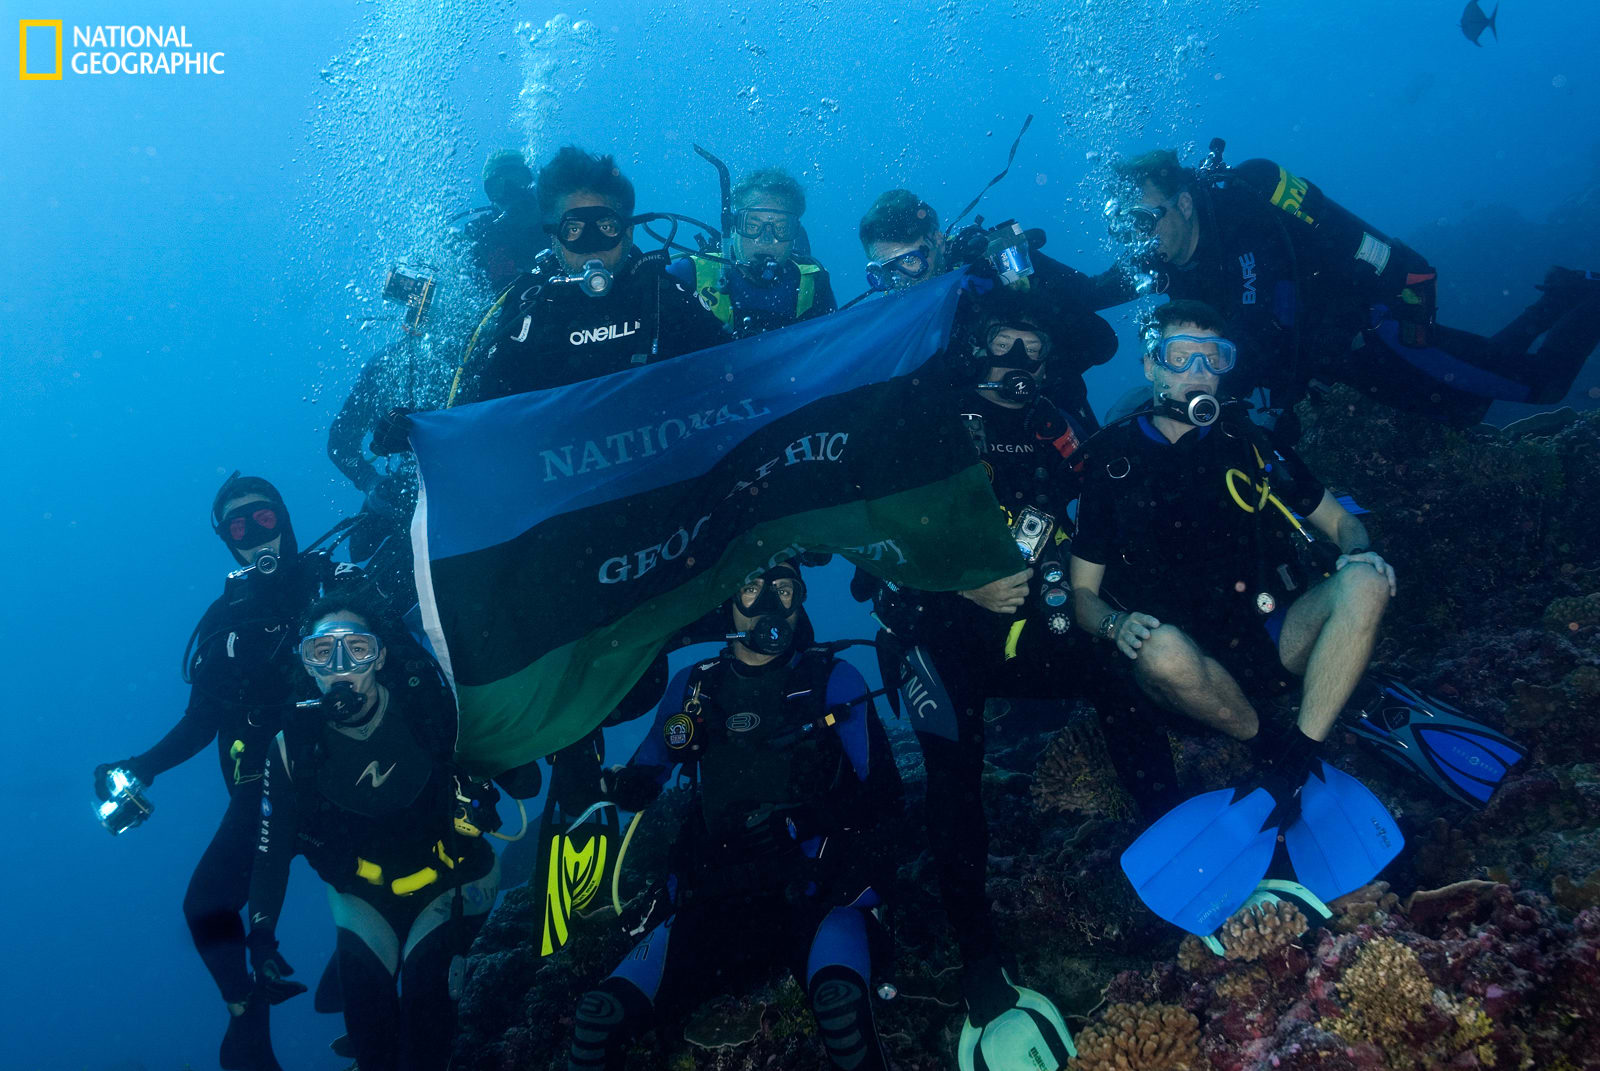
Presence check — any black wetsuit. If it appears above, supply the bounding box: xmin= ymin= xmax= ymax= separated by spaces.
xmin=570 ymin=649 xmax=900 ymax=1071
xmin=1107 ymin=159 xmax=1600 ymax=424
xmin=455 ymin=248 xmax=726 ymax=404
xmin=115 ymin=557 xmax=331 ymax=1007
xmin=250 ymin=671 xmax=497 ymax=1071
xmin=854 ymin=375 xmax=1172 ymax=977
xmin=1072 ymin=411 xmax=1328 ymax=697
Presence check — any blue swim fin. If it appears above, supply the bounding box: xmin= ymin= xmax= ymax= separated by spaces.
xmin=1347 ymin=673 xmax=1527 ymax=808
xmin=1121 ymin=787 xmax=1280 ymax=937
xmin=1284 ymin=761 xmax=1404 ymax=903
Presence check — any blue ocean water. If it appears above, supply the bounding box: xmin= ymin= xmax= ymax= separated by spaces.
xmin=3 ymin=3 xmax=1597 ymax=1068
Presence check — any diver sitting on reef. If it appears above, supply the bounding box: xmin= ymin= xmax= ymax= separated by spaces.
xmin=567 ymin=563 xmax=902 ymax=1071
xmin=1070 ymin=299 xmax=1394 ymax=765
xmin=247 ymin=591 xmax=506 ymax=1071
xmin=1068 ymin=301 xmax=1410 ymax=938
xmin=93 ymin=473 xmax=350 ymax=1071
xmin=1102 ymin=147 xmax=1600 ymax=428
xmin=850 ymin=294 xmax=1143 ymax=1068
xmin=667 ymin=165 xmax=837 ymax=337
xmin=439 ymin=145 xmax=726 ymax=408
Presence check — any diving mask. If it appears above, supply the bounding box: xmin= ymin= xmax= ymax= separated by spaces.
xmin=548 ymin=205 xmax=626 ymax=254
xmin=1156 ymin=335 xmax=1237 ymax=376
xmin=299 ymin=623 xmax=382 ymax=676
xmin=865 ymin=246 xmax=933 ymax=291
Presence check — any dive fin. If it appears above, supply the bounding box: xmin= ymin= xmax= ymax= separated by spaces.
xmin=1284 ymin=761 xmax=1404 ymax=903
xmin=532 ymin=730 xmax=621 ymax=957
xmin=1488 ymin=5 xmax=1498 ymax=41
xmin=1120 ymin=787 xmax=1279 ymax=937
xmin=1347 ymin=673 xmax=1526 ymax=807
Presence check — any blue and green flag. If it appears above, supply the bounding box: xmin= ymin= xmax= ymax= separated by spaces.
xmin=411 ymin=271 xmax=1019 ymax=773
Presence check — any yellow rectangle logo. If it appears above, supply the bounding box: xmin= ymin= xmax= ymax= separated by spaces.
xmin=19 ymin=19 xmax=63 ymax=80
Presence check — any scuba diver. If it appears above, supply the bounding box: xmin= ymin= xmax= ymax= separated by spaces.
xmin=666 ymin=165 xmax=837 ymax=337
xmin=442 ymin=145 xmax=726 ymax=406
xmin=247 ymin=591 xmax=504 ymax=1071
xmin=567 ymin=563 xmax=902 ymax=1071
xmin=93 ymin=473 xmax=345 ymax=1071
xmin=1103 ymin=145 xmax=1600 ymax=427
xmin=857 ymin=188 xmax=1122 ymax=391
xmin=849 ymin=295 xmax=1144 ymax=1068
xmin=462 ymin=148 xmax=546 ymax=293
xmin=1068 ymin=300 xmax=1415 ymax=939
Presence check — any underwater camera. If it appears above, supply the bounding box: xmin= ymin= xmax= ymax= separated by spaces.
xmin=97 ymin=768 xmax=154 ymax=835
xmin=383 ymin=267 xmax=436 ymax=333
xmin=1012 ymin=505 xmax=1055 ymax=563
xmin=949 ymin=218 xmax=1037 ymax=286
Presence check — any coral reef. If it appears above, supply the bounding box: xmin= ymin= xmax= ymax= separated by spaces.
xmin=1071 ymin=1003 xmax=1201 ymax=1070
xmin=1212 ymin=899 xmax=1308 ymax=962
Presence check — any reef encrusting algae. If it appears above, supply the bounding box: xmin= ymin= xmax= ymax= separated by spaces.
xmin=454 ymin=394 xmax=1600 ymax=1068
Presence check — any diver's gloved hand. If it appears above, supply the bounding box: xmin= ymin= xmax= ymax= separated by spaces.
xmin=959 ymin=954 xmax=1019 ymax=1028
xmin=246 ymin=931 xmax=308 ymax=1005
xmin=370 ymin=407 xmax=416 ymax=457
xmin=599 ymin=764 xmax=662 ymax=812
xmin=93 ymin=759 xmax=150 ymax=801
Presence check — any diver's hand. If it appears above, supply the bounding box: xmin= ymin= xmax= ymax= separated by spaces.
xmin=599 ymin=764 xmax=662 ymax=812
xmin=370 ymin=407 xmax=416 ymax=457
xmin=1336 ymin=551 xmax=1397 ymax=597
xmin=960 ymin=570 xmax=1031 ymax=615
xmin=1113 ymin=612 xmax=1163 ymax=660
xmin=363 ymin=471 xmax=417 ymax=520
xmin=247 ymin=933 xmax=308 ymax=1005
xmin=93 ymin=759 xmax=148 ymax=800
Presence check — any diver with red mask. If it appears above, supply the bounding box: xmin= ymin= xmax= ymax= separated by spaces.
xmin=91 ymin=473 xmax=349 ymax=1071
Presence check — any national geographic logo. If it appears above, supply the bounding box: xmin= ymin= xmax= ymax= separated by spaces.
xmin=19 ymin=21 xmax=226 ymax=79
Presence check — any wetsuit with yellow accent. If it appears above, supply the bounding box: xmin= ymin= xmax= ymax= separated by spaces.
xmin=1111 ymin=158 xmax=1600 ymax=423
xmin=249 ymin=677 xmax=497 ymax=1071
xmin=1072 ymin=410 xmax=1327 ymax=694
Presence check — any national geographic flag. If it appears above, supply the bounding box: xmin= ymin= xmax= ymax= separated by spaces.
xmin=411 ymin=270 xmax=1019 ymax=773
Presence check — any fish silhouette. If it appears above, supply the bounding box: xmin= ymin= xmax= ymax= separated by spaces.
xmin=1460 ymin=1 xmax=1498 ymax=46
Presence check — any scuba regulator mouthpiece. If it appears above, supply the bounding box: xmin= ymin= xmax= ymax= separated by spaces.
xmin=540 ymin=256 xmax=614 ymax=298
xmin=96 ymin=768 xmax=154 ymax=836
xmin=227 ymin=551 xmax=279 ymax=582
xmin=577 ymin=259 xmax=612 ymax=297
xmin=728 ymin=614 xmax=795 ymax=657
xmin=977 ymin=369 xmax=1040 ymax=405
xmin=1157 ymin=390 xmax=1221 ymax=427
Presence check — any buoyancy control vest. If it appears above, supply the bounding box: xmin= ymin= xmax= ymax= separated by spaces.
xmin=690 ymin=254 xmax=821 ymax=329
xmin=676 ymin=647 xmax=852 ymax=845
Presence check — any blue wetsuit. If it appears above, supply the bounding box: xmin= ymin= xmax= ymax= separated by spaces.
xmin=569 ymin=647 xmax=896 ymax=1071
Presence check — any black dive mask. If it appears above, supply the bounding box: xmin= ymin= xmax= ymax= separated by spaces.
xmin=1156 ymin=389 xmax=1221 ymax=427
xmin=978 ymin=368 xmax=1041 ymax=405
xmin=549 ymin=205 xmax=626 ymax=254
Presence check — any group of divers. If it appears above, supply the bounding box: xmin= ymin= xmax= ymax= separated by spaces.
xmin=93 ymin=133 xmax=1600 ymax=1071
